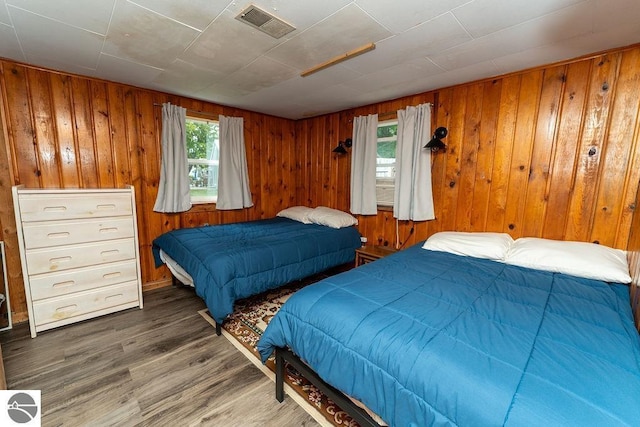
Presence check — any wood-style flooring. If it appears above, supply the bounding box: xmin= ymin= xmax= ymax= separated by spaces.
xmin=0 ymin=286 xmax=319 ymax=427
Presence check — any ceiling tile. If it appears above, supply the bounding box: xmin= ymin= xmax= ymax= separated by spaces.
xmin=593 ymin=0 xmax=640 ymax=30
xmin=95 ymin=53 xmax=163 ymax=86
xmin=333 ymin=59 xmax=445 ymax=109
xmin=283 ymin=64 xmax=363 ymax=91
xmin=429 ymin=2 xmax=593 ymax=71
xmin=346 ymin=58 xmax=443 ymax=94
xmin=233 ymin=97 xmax=308 ymax=119
xmin=452 ymin=0 xmax=586 ymax=38
xmin=299 ymin=81 xmax=362 ymax=107
xmin=0 ymin=1 xmax=11 ymax=25
xmin=355 ymin=0 xmax=469 ymax=33
xmin=342 ymin=12 xmax=470 ymax=74
xmin=103 ymin=0 xmax=200 ymax=69
xmin=266 ymin=3 xmax=392 ymax=70
xmin=9 ymin=6 xmax=104 ymax=69
xmin=493 ymin=21 xmax=640 ymax=75
xmin=197 ymin=82 xmax=247 ymax=100
xmin=130 ymin=0 xmax=229 ymax=31
xmin=152 ymin=59 xmax=224 ymax=94
xmin=2 ymin=0 xmax=639 ymax=119
xmin=0 ymin=23 xmax=23 ymax=61
xmin=219 ymin=63 xmax=363 ymax=118
xmin=23 ymin=53 xmax=98 ymax=77
xmin=215 ymin=57 xmax=299 ymax=96
xmin=7 ymin=0 xmax=115 ymax=34
xmin=418 ymin=59 xmax=502 ymax=92
xmin=180 ymin=10 xmax=282 ymax=74
xmin=225 ymin=0 xmax=352 ymax=37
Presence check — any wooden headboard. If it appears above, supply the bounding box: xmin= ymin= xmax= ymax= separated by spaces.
xmin=627 ymin=181 xmax=640 ymax=332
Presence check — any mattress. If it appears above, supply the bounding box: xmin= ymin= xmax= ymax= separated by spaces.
xmin=152 ymin=217 xmax=361 ymax=324
xmin=257 ymin=243 xmax=640 ymax=426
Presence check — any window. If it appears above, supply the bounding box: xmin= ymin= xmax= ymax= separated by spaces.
xmin=376 ymin=120 xmax=397 ymax=206
xmin=186 ymin=117 xmax=219 ymax=203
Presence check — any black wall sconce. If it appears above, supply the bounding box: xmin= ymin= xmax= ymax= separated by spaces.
xmin=424 ymin=127 xmax=447 ymax=152
xmin=332 ymin=138 xmax=352 ymax=154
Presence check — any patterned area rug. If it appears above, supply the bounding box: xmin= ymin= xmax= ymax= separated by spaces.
xmin=198 ymin=273 xmax=359 ymax=427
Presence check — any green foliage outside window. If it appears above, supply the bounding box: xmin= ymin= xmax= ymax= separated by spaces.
xmin=377 ymin=123 xmax=397 ymax=158
xmin=186 ymin=118 xmax=219 ymax=200
xmin=186 ymin=120 xmax=218 ymax=160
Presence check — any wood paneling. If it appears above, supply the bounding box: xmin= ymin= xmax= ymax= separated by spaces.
xmin=627 ymin=180 xmax=640 ymax=331
xmin=0 ymin=61 xmax=296 ymax=321
xmin=1 ymin=43 xmax=640 ymax=323
xmin=297 ymin=47 xmax=640 ymax=253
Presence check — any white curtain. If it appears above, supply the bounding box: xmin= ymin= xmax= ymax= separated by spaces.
xmin=393 ymin=103 xmax=435 ymax=221
xmin=216 ymin=115 xmax=253 ymax=210
xmin=153 ymin=103 xmax=192 ymax=213
xmin=350 ymin=114 xmax=378 ymax=215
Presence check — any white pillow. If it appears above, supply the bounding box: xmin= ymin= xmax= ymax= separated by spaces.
xmin=504 ymin=237 xmax=631 ymax=283
xmin=276 ymin=206 xmax=314 ymax=224
xmin=422 ymin=231 xmax=514 ymax=261
xmin=307 ymin=206 xmax=358 ymax=229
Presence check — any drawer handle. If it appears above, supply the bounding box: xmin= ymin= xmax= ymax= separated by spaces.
xmin=103 ymin=271 xmax=122 ymax=279
xmin=49 ymin=256 xmax=72 ymax=269
xmin=105 ymin=293 xmax=123 ymax=301
xmin=55 ymin=304 xmax=77 ymax=313
xmin=101 ymin=250 xmax=120 ymax=257
xmin=43 ymin=206 xmax=67 ymax=212
xmin=99 ymin=227 xmax=119 ymax=233
xmin=47 ymin=232 xmax=70 ymax=239
xmin=52 ymin=280 xmax=75 ymax=288
xmin=96 ymin=204 xmax=116 ymax=210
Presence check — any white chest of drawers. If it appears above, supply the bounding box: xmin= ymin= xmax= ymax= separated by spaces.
xmin=13 ymin=186 xmax=144 ymax=337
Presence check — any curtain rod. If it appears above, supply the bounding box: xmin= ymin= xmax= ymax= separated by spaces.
xmin=153 ymin=103 xmax=219 ymax=119
xmin=378 ymin=111 xmax=397 ymax=119
xmin=350 ymin=103 xmax=432 ymax=121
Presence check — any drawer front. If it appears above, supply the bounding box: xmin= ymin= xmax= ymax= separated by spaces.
xmin=25 ymin=238 xmax=136 ymax=275
xmin=18 ymin=193 xmax=132 ymax=222
xmin=32 ymin=281 xmax=139 ymax=327
xmin=22 ymin=217 xmax=134 ymax=249
xmin=29 ymin=260 xmax=139 ymax=300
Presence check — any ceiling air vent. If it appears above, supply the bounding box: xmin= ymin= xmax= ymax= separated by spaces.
xmin=235 ymin=5 xmax=295 ymax=39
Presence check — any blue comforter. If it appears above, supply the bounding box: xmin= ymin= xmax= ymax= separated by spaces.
xmin=257 ymin=243 xmax=640 ymax=426
xmin=152 ymin=217 xmax=361 ymax=324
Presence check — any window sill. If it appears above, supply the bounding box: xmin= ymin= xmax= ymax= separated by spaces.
xmin=191 ymin=197 xmax=217 ymax=205
xmin=377 ymin=205 xmax=393 ymax=212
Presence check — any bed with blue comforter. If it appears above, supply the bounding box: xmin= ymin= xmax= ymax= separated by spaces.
xmin=152 ymin=217 xmax=361 ymax=326
xmin=257 ymin=243 xmax=640 ymax=426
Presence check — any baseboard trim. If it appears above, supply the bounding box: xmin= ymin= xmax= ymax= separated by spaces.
xmin=142 ymin=278 xmax=172 ymax=292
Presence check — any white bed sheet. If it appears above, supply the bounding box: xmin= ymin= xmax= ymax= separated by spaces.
xmin=159 ymin=249 xmax=194 ymax=287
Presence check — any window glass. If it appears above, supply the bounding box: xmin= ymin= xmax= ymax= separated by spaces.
xmin=186 ymin=117 xmax=219 ymax=203
xmin=376 ymin=120 xmax=397 ymax=206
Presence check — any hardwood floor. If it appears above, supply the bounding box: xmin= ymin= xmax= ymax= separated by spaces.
xmin=0 ymin=286 xmax=319 ymax=427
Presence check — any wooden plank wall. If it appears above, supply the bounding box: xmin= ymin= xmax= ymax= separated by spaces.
xmin=297 ymin=46 xmax=640 ymax=252
xmin=0 ymin=43 xmax=639 ymax=324
xmin=0 ymin=61 xmax=296 ymax=322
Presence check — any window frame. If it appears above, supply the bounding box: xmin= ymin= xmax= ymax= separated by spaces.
xmin=186 ymin=116 xmax=220 ymax=205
